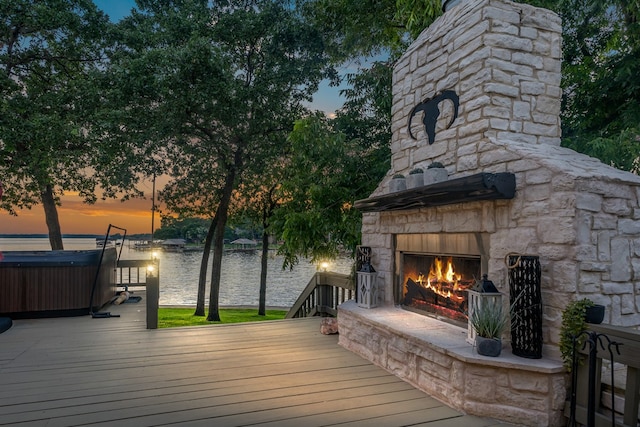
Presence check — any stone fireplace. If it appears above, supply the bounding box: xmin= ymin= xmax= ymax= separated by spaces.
xmin=338 ymin=0 xmax=640 ymax=426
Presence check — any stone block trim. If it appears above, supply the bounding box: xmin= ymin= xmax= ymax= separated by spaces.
xmin=339 ymin=303 xmax=567 ymax=427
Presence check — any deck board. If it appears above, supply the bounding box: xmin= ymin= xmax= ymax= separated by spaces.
xmin=0 ymin=295 xmax=515 ymax=426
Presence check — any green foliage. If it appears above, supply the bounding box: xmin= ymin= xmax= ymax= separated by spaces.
xmin=470 ymin=300 xmax=510 ymax=339
xmin=107 ymin=0 xmax=332 ymax=319
xmin=395 ymin=0 xmax=443 ymax=39
xmin=0 ymin=0 xmax=125 ymax=246
xmin=297 ymin=0 xmax=402 ymax=61
xmin=521 ymin=0 xmax=640 ymax=171
xmin=154 ymin=217 xmax=211 ymax=242
xmin=410 ymin=168 xmax=423 ymax=174
xmin=158 ymin=307 xmax=287 ymax=328
xmin=110 ymin=0 xmax=331 ymax=219
xmin=297 ymin=0 xmax=442 ymax=60
xmin=428 ymin=161 xmax=444 ymax=169
xmin=272 ymin=113 xmax=385 ymax=269
xmin=559 ymin=298 xmax=595 ymax=370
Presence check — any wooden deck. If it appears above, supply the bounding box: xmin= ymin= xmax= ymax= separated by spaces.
xmin=0 ymin=295 xmax=513 ymax=426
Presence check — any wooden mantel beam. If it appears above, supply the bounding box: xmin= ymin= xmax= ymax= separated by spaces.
xmin=354 ymin=172 xmax=516 ymax=212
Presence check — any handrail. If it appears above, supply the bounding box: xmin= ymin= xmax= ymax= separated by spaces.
xmin=286 ymin=271 xmax=355 ymax=319
xmin=116 ymin=259 xmax=152 ymax=290
xmin=566 ymin=323 xmax=640 ymax=426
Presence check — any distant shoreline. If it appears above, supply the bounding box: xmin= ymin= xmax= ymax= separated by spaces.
xmin=0 ymin=234 xmax=100 ymax=238
xmin=160 ymin=304 xmax=290 ymax=311
xmin=0 ymin=234 xmax=150 ymax=239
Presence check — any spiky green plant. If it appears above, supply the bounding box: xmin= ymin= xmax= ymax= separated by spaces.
xmin=470 ymin=300 xmax=509 ymax=339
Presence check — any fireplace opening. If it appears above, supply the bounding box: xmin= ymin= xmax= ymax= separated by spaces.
xmin=400 ymin=253 xmax=481 ymax=326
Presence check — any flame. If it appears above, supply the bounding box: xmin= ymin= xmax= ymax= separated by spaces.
xmin=415 ymin=257 xmax=465 ymax=302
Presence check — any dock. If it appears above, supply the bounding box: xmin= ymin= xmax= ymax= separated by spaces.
xmin=0 ymin=294 xmax=513 ymax=426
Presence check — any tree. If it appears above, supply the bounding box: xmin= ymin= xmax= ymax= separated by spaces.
xmin=0 ymin=0 xmax=121 ymax=249
xmin=153 ymin=216 xmax=210 ymax=242
xmin=541 ymin=0 xmax=640 ymax=171
xmin=111 ymin=0 xmax=329 ymax=320
xmin=231 ymin=175 xmax=282 ymax=316
xmin=297 ymin=0 xmax=442 ymax=60
xmin=273 ymin=113 xmax=386 ymax=269
xmin=271 ymin=63 xmax=392 ymax=266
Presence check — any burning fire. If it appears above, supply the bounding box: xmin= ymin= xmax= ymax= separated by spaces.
xmin=415 ymin=257 xmax=466 ymax=302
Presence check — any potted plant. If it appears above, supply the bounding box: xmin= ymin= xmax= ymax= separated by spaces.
xmin=469 ymin=298 xmax=509 ymax=357
xmin=424 ymin=161 xmax=448 ymax=185
xmin=559 ymin=298 xmax=605 ymax=370
xmin=389 ymin=173 xmax=406 ymax=192
xmin=407 ymin=168 xmax=424 ymax=189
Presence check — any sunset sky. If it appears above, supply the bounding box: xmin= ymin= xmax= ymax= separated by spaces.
xmin=0 ymin=178 xmax=159 ymax=236
xmin=0 ymin=0 xmax=344 ymax=236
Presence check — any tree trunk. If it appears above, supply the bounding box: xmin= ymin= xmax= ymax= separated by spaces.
xmin=259 ymin=184 xmax=278 ymax=316
xmin=258 ymin=229 xmax=269 ymax=316
xmin=41 ymin=184 xmax=63 ymax=250
xmin=206 ymin=212 xmax=227 ymax=322
xmin=206 ymin=153 xmax=240 ymax=321
xmin=194 ymin=217 xmax=216 ymax=316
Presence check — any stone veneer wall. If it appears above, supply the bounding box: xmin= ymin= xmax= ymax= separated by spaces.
xmin=358 ymin=0 xmax=640 ymax=359
xmin=339 ymin=302 xmax=567 ymax=427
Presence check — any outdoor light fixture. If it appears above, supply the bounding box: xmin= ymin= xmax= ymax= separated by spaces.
xmin=145 ymin=259 xmax=160 ymax=329
xmin=320 ymin=261 xmax=329 ymax=271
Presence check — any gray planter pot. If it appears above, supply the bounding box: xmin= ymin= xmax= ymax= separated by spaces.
xmin=406 ymin=173 xmax=424 ymax=189
xmin=424 ymin=168 xmax=448 ymax=185
xmin=389 ymin=177 xmax=406 ymax=192
xmin=475 ymin=336 xmax=502 ymax=357
xmin=442 ymin=0 xmax=463 ymax=12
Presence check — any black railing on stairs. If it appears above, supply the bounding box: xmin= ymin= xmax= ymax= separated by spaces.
xmin=286 ymin=272 xmax=355 ymax=319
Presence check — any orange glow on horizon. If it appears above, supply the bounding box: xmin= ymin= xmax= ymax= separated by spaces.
xmin=0 ymin=176 xmax=166 ymax=235
xmin=0 ymin=194 xmax=160 ymax=236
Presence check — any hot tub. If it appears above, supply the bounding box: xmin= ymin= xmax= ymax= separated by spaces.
xmin=0 ymin=248 xmax=117 ymax=318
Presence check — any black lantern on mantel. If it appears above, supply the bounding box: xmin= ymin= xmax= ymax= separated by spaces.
xmin=356 ymin=246 xmax=379 ymax=308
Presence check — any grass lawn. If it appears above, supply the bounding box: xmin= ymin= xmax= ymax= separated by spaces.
xmin=158 ymin=307 xmax=288 ymax=328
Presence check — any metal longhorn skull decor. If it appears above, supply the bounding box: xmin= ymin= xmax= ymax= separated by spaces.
xmin=407 ymin=90 xmax=459 ymax=144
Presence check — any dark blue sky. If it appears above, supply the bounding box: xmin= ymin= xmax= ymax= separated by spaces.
xmin=91 ymin=0 xmax=344 ymax=113
xmin=93 ymin=0 xmax=136 ymax=22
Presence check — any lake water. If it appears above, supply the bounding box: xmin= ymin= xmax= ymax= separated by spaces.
xmin=0 ymin=237 xmax=354 ymax=308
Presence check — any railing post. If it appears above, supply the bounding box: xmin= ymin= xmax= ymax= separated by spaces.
xmin=146 ymin=261 xmax=159 ymax=329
